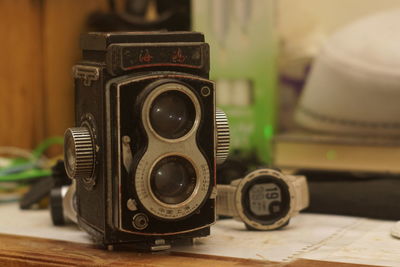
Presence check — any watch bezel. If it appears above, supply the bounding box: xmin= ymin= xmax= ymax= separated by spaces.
xmin=234 ymin=169 xmax=296 ymax=230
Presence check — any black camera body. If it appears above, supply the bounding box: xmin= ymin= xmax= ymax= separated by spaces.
xmin=64 ymin=32 xmax=229 ymax=250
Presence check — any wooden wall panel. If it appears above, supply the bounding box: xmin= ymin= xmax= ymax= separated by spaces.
xmin=0 ymin=0 xmax=44 ymax=149
xmin=42 ymin=0 xmax=108 ymax=138
xmin=0 ymin=0 xmax=107 ymax=153
xmin=42 ymin=0 xmax=108 ymax=155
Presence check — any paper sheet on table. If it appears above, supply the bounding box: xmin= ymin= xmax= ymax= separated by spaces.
xmin=0 ymin=203 xmax=399 ymax=266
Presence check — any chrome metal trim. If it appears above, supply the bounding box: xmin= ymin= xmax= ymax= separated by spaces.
xmin=142 ymin=82 xmax=201 ymax=143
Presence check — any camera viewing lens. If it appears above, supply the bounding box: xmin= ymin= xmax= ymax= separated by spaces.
xmin=150 ymin=156 xmax=197 ymax=205
xmin=150 ymin=90 xmax=196 ymax=139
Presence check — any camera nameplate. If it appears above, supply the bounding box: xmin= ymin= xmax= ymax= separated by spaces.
xmin=107 ymin=42 xmax=209 ymax=76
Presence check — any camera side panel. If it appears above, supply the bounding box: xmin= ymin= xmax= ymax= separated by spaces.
xmin=73 ymin=64 xmax=108 ymax=236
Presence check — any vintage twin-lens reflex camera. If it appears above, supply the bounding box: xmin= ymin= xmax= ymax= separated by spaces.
xmin=63 ymin=32 xmax=230 ymax=251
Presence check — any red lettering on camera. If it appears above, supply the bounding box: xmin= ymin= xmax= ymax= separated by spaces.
xmin=172 ymin=48 xmax=186 ymax=63
xmin=139 ymin=49 xmax=153 ymax=63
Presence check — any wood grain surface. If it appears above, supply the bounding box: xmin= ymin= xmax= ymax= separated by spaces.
xmin=0 ymin=0 xmax=44 ymax=149
xmin=42 ymin=0 xmax=107 ymax=155
xmin=0 ymin=0 xmax=107 ymax=153
xmin=0 ymin=233 xmax=375 ymax=267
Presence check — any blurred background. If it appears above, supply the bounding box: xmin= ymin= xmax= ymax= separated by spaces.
xmin=2 ymin=0 xmax=400 ymax=155
xmin=1 ymin=0 xmax=400 ymax=218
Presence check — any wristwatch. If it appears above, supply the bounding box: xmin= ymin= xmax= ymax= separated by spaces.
xmin=217 ymin=168 xmax=309 ymax=230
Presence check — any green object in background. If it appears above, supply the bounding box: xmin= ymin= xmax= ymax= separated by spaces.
xmin=192 ymin=0 xmax=278 ymax=163
xmin=0 ymin=136 xmax=63 ymax=182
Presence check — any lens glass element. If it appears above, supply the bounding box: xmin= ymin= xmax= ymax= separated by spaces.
xmin=149 ymin=90 xmax=196 ymax=139
xmin=150 ymin=156 xmax=196 ymax=205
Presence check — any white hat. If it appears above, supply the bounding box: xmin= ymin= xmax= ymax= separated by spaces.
xmin=295 ymin=9 xmax=400 ymax=136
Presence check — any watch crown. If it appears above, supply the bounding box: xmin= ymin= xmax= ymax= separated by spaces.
xmin=64 ymin=127 xmax=95 ymax=181
xmin=215 ymin=108 xmax=230 ymax=165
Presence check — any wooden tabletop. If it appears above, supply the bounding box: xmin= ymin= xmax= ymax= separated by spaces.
xmin=0 ymin=233 xmax=373 ymax=267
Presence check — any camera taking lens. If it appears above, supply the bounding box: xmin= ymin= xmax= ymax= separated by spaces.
xmin=150 ymin=156 xmax=196 ymax=205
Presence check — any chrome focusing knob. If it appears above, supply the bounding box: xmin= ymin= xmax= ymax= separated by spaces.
xmin=215 ymin=109 xmax=230 ymax=164
xmin=64 ymin=127 xmax=95 ymax=181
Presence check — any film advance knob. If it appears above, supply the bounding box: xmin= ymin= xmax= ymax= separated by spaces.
xmin=215 ymin=108 xmax=230 ymax=164
xmin=64 ymin=127 xmax=95 ymax=180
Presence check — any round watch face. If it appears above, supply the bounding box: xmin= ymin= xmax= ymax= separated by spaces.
xmin=241 ymin=175 xmax=291 ymax=226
